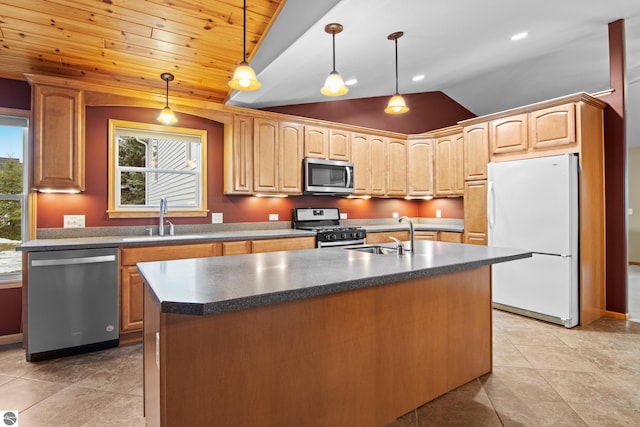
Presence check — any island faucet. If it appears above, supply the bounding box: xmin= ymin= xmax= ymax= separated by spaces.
xmin=159 ymin=196 xmax=168 ymax=236
xmin=398 ymin=216 xmax=414 ymax=253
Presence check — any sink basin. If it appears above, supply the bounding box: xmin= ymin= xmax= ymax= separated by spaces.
xmin=345 ymin=245 xmax=399 ymax=255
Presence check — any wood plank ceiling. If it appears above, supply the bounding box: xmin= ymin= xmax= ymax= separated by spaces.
xmin=0 ymin=0 xmax=285 ymax=105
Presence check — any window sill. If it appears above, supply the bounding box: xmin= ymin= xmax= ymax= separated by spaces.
xmin=106 ymin=209 xmax=208 ymax=219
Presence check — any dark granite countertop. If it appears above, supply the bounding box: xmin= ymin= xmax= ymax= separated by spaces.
xmin=137 ymin=240 xmax=530 ymax=316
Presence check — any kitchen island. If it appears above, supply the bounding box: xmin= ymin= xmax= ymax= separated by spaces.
xmin=139 ymin=240 xmax=530 ymax=427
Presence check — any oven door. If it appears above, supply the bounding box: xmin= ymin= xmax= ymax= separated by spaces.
xmin=304 ymin=158 xmax=354 ymax=195
xmin=317 ymin=238 xmax=367 ymax=248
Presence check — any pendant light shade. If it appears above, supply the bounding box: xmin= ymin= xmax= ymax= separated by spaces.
xmin=157 ymin=73 xmax=178 ymax=125
xmin=384 ymin=31 xmax=409 ymax=115
xmin=320 ymin=23 xmax=348 ymax=97
xmin=228 ymin=0 xmax=262 ymax=91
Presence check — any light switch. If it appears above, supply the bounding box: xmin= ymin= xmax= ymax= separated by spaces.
xmin=63 ymin=215 xmax=85 ymax=228
xmin=212 ymin=213 xmax=223 ymax=223
xmin=436 ymin=209 xmax=442 ymax=218
xmin=269 ymin=214 xmax=279 ymax=221
xmin=340 ymin=213 xmax=347 ymax=219
xmin=392 ymin=212 xmax=399 ymax=218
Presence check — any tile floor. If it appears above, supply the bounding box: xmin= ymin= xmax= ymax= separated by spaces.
xmin=0 ymin=310 xmax=639 ymax=426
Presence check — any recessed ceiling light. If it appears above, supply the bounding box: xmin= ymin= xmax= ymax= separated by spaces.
xmin=511 ymin=32 xmax=528 ymax=41
xmin=412 ymin=74 xmax=425 ymax=82
xmin=344 ymin=78 xmax=358 ymax=86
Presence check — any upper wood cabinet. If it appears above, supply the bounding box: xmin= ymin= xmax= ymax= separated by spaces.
xmin=530 ymin=103 xmax=576 ymax=151
xmin=490 ymin=114 xmax=528 ymax=156
xmin=253 ymin=118 xmax=303 ymax=194
xmin=434 ymin=129 xmax=464 ymax=196
xmin=370 ymin=135 xmax=388 ymax=196
xmin=328 ymin=129 xmax=351 ymax=161
xmin=387 ymin=139 xmax=407 ymax=197
xmin=407 ymin=138 xmax=434 ymax=197
xmin=31 ymin=81 xmax=85 ymax=191
xmin=351 ymin=133 xmax=371 ymax=195
xmin=463 ymin=122 xmax=489 ymax=181
xmin=224 ymin=115 xmax=253 ymax=194
xmin=304 ymin=125 xmax=329 ymax=159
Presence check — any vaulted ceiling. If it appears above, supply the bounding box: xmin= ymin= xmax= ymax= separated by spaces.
xmin=1 ymin=0 xmax=639 ymax=144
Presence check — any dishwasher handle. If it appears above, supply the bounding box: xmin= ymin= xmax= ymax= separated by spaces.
xmin=31 ymin=255 xmax=116 ymax=267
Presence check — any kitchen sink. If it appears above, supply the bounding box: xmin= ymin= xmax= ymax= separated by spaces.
xmin=345 ymin=245 xmax=399 ymax=255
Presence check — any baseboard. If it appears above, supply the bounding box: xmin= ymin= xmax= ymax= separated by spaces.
xmin=0 ymin=333 xmax=23 ymax=346
xmin=604 ymin=310 xmax=629 ymax=320
xmin=629 ymin=261 xmax=640 ymax=266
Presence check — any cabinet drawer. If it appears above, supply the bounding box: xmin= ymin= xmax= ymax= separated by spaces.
xmin=415 ymin=231 xmax=438 ymax=241
xmin=121 ymin=243 xmax=220 ymax=266
xmin=251 ymin=237 xmax=316 ymax=253
xmin=222 ymin=241 xmax=251 ymax=256
xmin=366 ymin=231 xmax=410 ymax=244
xmin=439 ymin=231 xmax=463 ymax=243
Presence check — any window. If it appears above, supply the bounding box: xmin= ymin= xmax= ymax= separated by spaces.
xmin=0 ymin=114 xmax=28 ymax=282
xmin=108 ymin=120 xmax=208 ymax=218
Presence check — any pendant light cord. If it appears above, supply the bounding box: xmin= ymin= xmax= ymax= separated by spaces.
xmin=165 ymin=77 xmax=169 ymax=108
xmin=243 ymin=0 xmax=247 ymax=61
xmin=332 ymin=31 xmax=336 ymax=72
xmin=394 ymin=37 xmax=399 ymax=94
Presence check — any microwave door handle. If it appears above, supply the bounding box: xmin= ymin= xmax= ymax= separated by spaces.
xmin=345 ymin=166 xmax=352 ymax=188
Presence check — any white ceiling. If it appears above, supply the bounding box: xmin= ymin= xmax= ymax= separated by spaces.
xmin=228 ymin=0 xmax=640 ymax=145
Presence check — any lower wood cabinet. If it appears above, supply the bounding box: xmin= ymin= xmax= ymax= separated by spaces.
xmin=463 ymin=180 xmax=488 ymax=245
xmin=415 ymin=231 xmax=438 ymax=241
xmin=439 ymin=231 xmax=463 ymax=243
xmin=366 ymin=231 xmax=410 ymax=244
xmin=251 ymin=236 xmax=315 ymax=253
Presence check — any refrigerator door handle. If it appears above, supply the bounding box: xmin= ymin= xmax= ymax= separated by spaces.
xmin=487 ymin=181 xmax=495 ymax=230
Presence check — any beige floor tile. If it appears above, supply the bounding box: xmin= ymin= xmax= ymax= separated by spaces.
xmin=0 ymin=377 xmax=67 ymax=412
xmin=0 ymin=374 xmax=15 ymax=387
xmin=492 ymin=340 xmax=534 ymax=368
xmin=480 ymin=366 xmax=563 ymax=403
xmin=81 ymin=393 xmax=145 ymax=426
xmin=490 ymin=398 xmax=587 ymax=427
xmin=73 ymin=356 xmax=142 ymax=394
xmin=501 ymin=326 xmax=570 ymax=347
xmin=570 ymin=402 xmax=640 ymax=426
xmin=18 ymin=385 xmax=120 ymax=426
xmin=515 ymin=344 xmax=600 ymax=372
xmin=385 ymin=409 xmax=417 ymax=427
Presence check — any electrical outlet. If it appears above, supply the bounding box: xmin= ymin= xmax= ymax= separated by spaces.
xmin=436 ymin=209 xmax=442 ymax=218
xmin=63 ymin=215 xmax=85 ymax=228
xmin=629 ymin=208 xmax=634 ymax=215
xmin=340 ymin=213 xmax=347 ymax=219
xmin=212 ymin=212 xmax=223 ymax=224
xmin=269 ymin=213 xmax=279 ymax=221
xmin=392 ymin=212 xmax=399 ymax=218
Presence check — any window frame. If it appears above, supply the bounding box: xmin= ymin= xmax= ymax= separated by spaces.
xmin=107 ymin=119 xmax=208 ymax=218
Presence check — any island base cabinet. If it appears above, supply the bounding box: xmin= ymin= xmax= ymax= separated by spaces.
xmin=143 ymin=266 xmax=492 ymax=427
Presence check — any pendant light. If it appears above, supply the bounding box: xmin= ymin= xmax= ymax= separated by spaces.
xmin=157 ymin=73 xmax=178 ymax=125
xmin=320 ymin=23 xmax=348 ymax=97
xmin=384 ymin=31 xmax=409 ymax=114
xmin=228 ymin=0 xmax=262 ymax=91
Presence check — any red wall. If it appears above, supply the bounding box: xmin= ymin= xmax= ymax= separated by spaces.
xmin=263 ymin=91 xmax=475 ymax=134
xmin=0 ymin=78 xmax=31 ymax=110
xmin=36 ymin=106 xmax=463 ymax=228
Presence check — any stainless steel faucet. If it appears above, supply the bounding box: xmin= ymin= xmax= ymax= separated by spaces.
xmin=398 ymin=216 xmax=414 ymax=253
xmin=159 ymin=196 xmax=168 ymax=236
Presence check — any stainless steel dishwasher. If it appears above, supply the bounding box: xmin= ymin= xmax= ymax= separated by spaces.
xmin=27 ymin=247 xmax=119 ymax=361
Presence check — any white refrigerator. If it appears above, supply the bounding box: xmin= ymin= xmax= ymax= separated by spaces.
xmin=488 ymin=154 xmax=579 ymax=328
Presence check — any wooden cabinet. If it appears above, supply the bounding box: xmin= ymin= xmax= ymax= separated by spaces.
xmin=439 ymin=231 xmax=463 ymax=243
xmin=366 ymin=231 xmax=410 ymax=244
xmin=351 ymin=133 xmax=371 ymax=195
xmin=222 ymin=240 xmax=251 ymax=256
xmin=407 ymin=138 xmax=434 ymax=197
xmin=415 ymin=231 xmax=438 ymax=241
xmin=304 ymin=125 xmax=329 ymax=159
xmin=387 ymin=139 xmax=407 ymax=196
xmin=250 ymin=236 xmax=316 ymax=253
xmin=434 ymin=129 xmax=464 ymax=196
xmin=224 ymin=115 xmax=253 ymax=194
xmin=370 ymin=136 xmax=388 ymax=196
xmin=329 ymin=129 xmax=351 ymax=161
xmin=530 ymin=103 xmax=576 ymax=151
xmin=253 ymin=118 xmax=303 ymax=194
xmin=30 ymin=79 xmax=85 ymax=191
xmin=490 ymin=114 xmax=528 ymax=156
xmin=463 ymin=122 xmax=489 ymax=181
xmin=119 ymin=243 xmax=220 ymax=336
xmin=463 ymin=180 xmax=488 ymax=245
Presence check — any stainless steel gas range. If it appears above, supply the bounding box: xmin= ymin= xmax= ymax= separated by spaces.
xmin=292 ymin=208 xmax=366 ymax=248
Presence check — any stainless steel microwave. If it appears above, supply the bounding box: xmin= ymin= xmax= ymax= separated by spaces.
xmin=303 ymin=158 xmax=354 ymax=195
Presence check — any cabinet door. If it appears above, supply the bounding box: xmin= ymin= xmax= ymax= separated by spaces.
xmin=366 ymin=231 xmax=410 ymax=244
xmin=253 ymin=118 xmax=278 ymax=192
xmin=463 ymin=180 xmax=488 ymax=245
xmin=369 ymin=136 xmax=388 ymax=196
xmin=222 ymin=241 xmax=251 ymax=256
xmin=387 ymin=139 xmax=407 ymax=196
xmin=351 ymin=133 xmax=371 ymax=195
xmin=453 ymin=133 xmax=465 ymax=195
xmin=278 ymin=121 xmax=304 ymax=194
xmin=439 ymin=231 xmax=463 ymax=243
xmin=530 ymin=103 xmax=576 ymax=151
xmin=32 ymin=84 xmax=85 ymax=191
xmin=463 ymin=123 xmax=489 ymax=181
xmin=329 ymin=129 xmax=351 ymax=161
xmin=490 ymin=114 xmax=528 ymax=156
xmin=407 ymin=139 xmax=434 ymax=196
xmin=224 ymin=115 xmax=253 ymax=194
xmin=120 ymin=266 xmax=144 ymax=333
xmin=415 ymin=231 xmax=438 ymax=241
xmin=435 ymin=135 xmax=454 ymax=195
xmin=251 ymin=237 xmax=316 ymax=253
xmin=304 ymin=125 xmax=329 ymax=159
